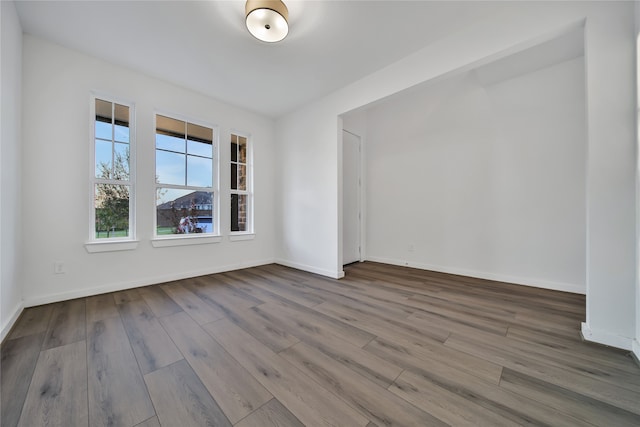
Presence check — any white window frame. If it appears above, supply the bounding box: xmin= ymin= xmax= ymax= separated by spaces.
xmin=229 ymin=131 xmax=254 ymax=238
xmin=152 ymin=111 xmax=221 ymax=247
xmin=86 ymin=93 xmax=137 ymax=252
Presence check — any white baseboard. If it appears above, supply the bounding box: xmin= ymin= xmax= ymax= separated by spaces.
xmin=366 ymin=256 xmax=585 ymax=294
xmin=1 ymin=301 xmax=25 ymax=343
xmin=275 ymin=258 xmax=344 ymax=279
xmin=24 ymin=258 xmax=275 ymax=308
xmin=581 ymin=322 xmax=633 ymax=351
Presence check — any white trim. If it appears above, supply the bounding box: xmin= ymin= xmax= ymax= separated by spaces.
xmin=635 ymin=23 xmax=640 ymax=373
xmin=1 ymin=301 xmax=24 ymax=343
xmin=366 ymin=256 xmax=586 ymax=295
xmin=151 ymin=235 xmax=223 ymax=248
xmin=581 ymin=322 xmax=633 ymax=351
xmin=341 ymin=129 xmax=363 ymax=265
xmin=153 ymin=111 xmax=220 ymax=238
xmin=632 ymin=339 xmax=640 ymax=365
xmin=275 ymin=258 xmax=344 ymax=279
xmin=230 ymin=131 xmax=254 ymax=234
xmin=85 ymin=240 xmax=139 ymax=253
xmin=23 ymin=258 xmax=275 ymax=308
xmin=229 ymin=233 xmax=255 ymax=241
xmin=89 ymin=93 xmax=137 ymax=243
xmin=359 ymin=130 xmax=367 ymax=262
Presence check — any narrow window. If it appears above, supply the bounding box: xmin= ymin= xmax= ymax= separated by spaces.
xmin=91 ymin=97 xmax=134 ymax=240
xmin=155 ymin=114 xmax=217 ymax=236
xmin=230 ymin=133 xmax=252 ymax=233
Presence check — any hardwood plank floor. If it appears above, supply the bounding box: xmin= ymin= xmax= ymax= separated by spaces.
xmin=7 ymin=305 xmax=53 ymax=340
xmin=133 ymin=417 xmax=160 ymax=427
xmin=137 ymin=286 xmax=183 ymax=318
xmin=1 ymin=333 xmax=45 ymax=427
xmin=204 ymin=318 xmax=370 ymax=427
xmin=117 ymin=299 xmax=183 ymax=375
xmin=280 ymin=341 xmax=447 ymax=426
xmin=159 ymin=282 xmax=226 ymax=325
xmin=86 ymin=294 xmax=120 ymax=323
xmin=160 ymin=312 xmax=272 ymax=424
xmin=42 ymin=299 xmax=86 ymax=350
xmin=2 ymin=262 xmax=639 ymax=426
xmin=144 ymin=360 xmax=232 ymax=427
xmin=234 ymin=399 xmax=304 ymax=427
xmin=17 ymin=341 xmax=88 ymax=427
xmin=87 ymin=316 xmax=155 ymax=427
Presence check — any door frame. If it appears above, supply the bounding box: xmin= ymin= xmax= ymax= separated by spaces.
xmin=341 ymin=129 xmax=365 ymax=266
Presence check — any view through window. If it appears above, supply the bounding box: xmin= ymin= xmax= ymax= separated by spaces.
xmin=155 ymin=114 xmax=216 ymax=236
xmin=93 ymin=98 xmax=133 ymax=239
xmin=230 ymin=133 xmax=252 ymax=232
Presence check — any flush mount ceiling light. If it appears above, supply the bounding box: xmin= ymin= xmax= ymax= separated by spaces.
xmin=245 ymin=0 xmax=289 ymax=43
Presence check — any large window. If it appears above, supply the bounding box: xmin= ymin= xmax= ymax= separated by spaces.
xmin=91 ymin=97 xmax=134 ymax=240
xmin=155 ymin=114 xmax=217 ymax=236
xmin=230 ymin=133 xmax=252 ymax=233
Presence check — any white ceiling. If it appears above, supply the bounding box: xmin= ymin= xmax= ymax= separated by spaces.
xmin=14 ymin=0 xmax=502 ymax=118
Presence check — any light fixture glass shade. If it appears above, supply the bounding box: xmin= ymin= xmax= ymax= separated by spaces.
xmin=245 ymin=0 xmax=289 ymax=43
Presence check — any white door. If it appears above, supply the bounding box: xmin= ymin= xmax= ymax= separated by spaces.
xmin=343 ymin=130 xmax=361 ymax=265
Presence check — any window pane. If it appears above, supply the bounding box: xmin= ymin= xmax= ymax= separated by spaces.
xmin=156 ymin=150 xmax=185 ymax=185
xmin=239 ymin=137 xmax=247 ymax=163
xmin=237 ymin=165 xmax=247 ymax=191
xmin=231 ymin=163 xmax=237 ymax=190
xmin=156 ymin=133 xmax=185 ymax=153
xmin=187 ymin=122 xmax=213 ymax=144
xmin=231 ymin=194 xmax=248 ymax=232
xmin=95 ymin=139 xmax=112 ymax=179
xmin=96 ymin=99 xmax=112 ymax=119
xmin=95 ymin=184 xmax=129 ymax=238
xmin=114 ymin=143 xmax=130 ymax=180
xmin=95 ymin=120 xmax=112 ymax=140
xmin=114 ymin=124 xmax=129 ymax=143
xmin=157 ymin=115 xmax=185 ymax=138
xmin=156 ymin=188 xmax=213 ymax=235
xmin=187 ymin=139 xmax=212 ymax=158
xmin=231 ymin=141 xmax=238 ymax=162
xmin=114 ymin=103 xmax=129 ymax=124
xmin=95 ymin=99 xmax=112 ymax=139
xmin=187 ymin=155 xmax=212 ymax=187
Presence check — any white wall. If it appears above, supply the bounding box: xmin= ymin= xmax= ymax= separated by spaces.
xmin=21 ymin=35 xmax=276 ymax=305
xmin=1 ymin=0 xmax=24 ymax=340
xmin=275 ymin=102 xmax=342 ymax=277
xmin=276 ymin=1 xmax=636 ymax=350
xmin=581 ymin=3 xmax=636 ymax=350
xmin=363 ymin=57 xmax=586 ymax=293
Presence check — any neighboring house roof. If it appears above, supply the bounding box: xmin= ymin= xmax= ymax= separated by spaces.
xmin=156 ymin=191 xmax=213 ymax=210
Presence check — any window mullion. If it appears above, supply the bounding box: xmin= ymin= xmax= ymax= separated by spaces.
xmin=184 ymin=122 xmax=188 ymax=187
xmin=111 ymin=102 xmax=116 ymax=178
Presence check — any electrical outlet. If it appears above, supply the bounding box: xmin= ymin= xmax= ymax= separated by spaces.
xmin=54 ymin=262 xmax=66 ymax=274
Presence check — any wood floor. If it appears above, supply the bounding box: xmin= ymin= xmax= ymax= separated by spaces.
xmin=2 ymin=262 xmax=640 ymax=427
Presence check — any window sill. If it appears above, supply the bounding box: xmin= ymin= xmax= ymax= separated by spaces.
xmin=229 ymin=233 xmax=255 ymax=241
xmin=85 ymin=240 xmax=139 ymax=253
xmin=151 ymin=235 xmax=222 ymax=248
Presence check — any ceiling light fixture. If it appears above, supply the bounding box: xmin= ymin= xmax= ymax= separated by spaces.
xmin=245 ymin=0 xmax=289 ymax=43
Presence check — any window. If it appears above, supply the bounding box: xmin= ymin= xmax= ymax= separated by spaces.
xmin=91 ymin=97 xmax=134 ymax=241
xmin=230 ymin=133 xmax=252 ymax=233
xmin=155 ymin=114 xmax=217 ymax=236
